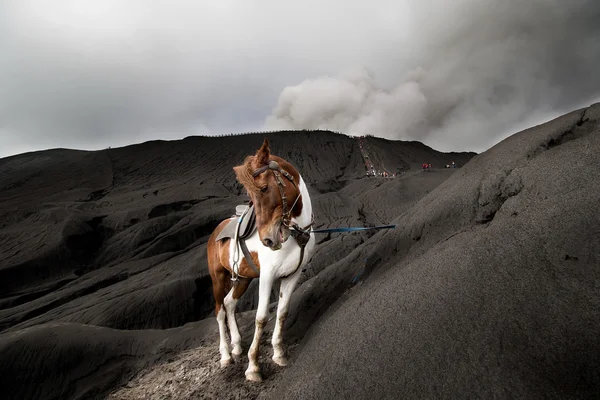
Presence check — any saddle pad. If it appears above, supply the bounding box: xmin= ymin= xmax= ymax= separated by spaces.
xmin=215 ymin=205 xmax=256 ymax=242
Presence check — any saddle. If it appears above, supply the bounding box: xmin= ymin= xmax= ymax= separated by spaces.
xmin=215 ymin=204 xmax=257 ymax=242
xmin=215 ymin=203 xmax=260 ymax=277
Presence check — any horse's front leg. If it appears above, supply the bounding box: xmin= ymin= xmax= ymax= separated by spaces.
xmin=271 ymin=268 xmax=302 ymax=366
xmin=245 ymin=272 xmax=275 ymax=382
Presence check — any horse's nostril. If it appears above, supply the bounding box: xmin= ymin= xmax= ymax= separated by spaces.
xmin=263 ymin=238 xmax=273 ymax=247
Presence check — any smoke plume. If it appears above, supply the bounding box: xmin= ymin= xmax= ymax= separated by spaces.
xmin=265 ymin=0 xmax=600 ymax=152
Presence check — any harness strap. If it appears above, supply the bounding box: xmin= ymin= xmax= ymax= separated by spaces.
xmin=286 ymin=245 xmax=305 ymax=279
xmin=252 ymin=160 xmax=294 ymax=180
xmin=239 ymin=238 xmax=260 ymax=275
xmin=280 ymin=219 xmax=314 ymax=279
xmin=273 ymin=170 xmax=290 ymax=225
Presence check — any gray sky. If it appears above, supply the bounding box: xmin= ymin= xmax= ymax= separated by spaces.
xmin=1 ymin=0 xmax=599 ymax=158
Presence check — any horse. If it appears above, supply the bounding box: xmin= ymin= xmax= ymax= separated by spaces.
xmin=207 ymin=138 xmax=316 ymax=382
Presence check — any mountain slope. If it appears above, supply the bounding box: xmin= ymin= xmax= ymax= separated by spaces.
xmin=266 ymin=104 xmax=600 ymax=399
xmin=0 ymin=131 xmax=474 ymax=400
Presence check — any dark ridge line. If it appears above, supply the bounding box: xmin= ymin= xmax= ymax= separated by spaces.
xmin=1 ymin=129 xmax=478 ymax=161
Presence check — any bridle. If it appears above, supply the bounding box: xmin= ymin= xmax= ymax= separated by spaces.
xmin=252 ymin=160 xmax=303 ymax=229
xmin=251 ymin=160 xmax=314 ymax=277
xmin=252 ymin=160 xmax=314 ymax=231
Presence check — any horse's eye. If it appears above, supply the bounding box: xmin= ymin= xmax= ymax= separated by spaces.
xmin=260 ymin=186 xmax=268 ymax=193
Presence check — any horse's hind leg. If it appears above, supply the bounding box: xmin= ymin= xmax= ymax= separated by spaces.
xmin=210 ymin=263 xmax=233 ymax=367
xmin=224 ymin=277 xmax=252 ymax=360
xmin=271 ymin=269 xmax=302 ymax=366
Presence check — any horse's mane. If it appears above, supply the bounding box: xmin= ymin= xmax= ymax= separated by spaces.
xmin=234 ymin=156 xmax=262 ymax=194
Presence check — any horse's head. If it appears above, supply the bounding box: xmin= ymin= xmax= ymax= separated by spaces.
xmin=233 ymin=138 xmax=303 ymax=251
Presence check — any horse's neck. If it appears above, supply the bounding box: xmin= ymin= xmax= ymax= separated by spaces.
xmin=293 ymin=175 xmax=313 ymax=227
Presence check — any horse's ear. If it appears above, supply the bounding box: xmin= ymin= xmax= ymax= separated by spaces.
xmin=233 ymin=165 xmax=244 ymax=182
xmin=232 ymin=165 xmax=250 ymax=194
xmin=255 ymin=138 xmax=270 ymax=166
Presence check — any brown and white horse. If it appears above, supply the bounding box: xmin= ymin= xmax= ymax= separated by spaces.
xmin=207 ymin=138 xmax=315 ymax=382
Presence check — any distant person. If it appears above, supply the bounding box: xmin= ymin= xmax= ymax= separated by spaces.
xmin=451 ymin=161 xmax=456 ymax=168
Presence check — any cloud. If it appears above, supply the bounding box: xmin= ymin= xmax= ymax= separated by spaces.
xmin=264 ymin=0 xmax=600 ymax=152
xmin=1 ymin=0 xmax=599 ymax=158
xmin=265 ymin=67 xmax=429 ymax=137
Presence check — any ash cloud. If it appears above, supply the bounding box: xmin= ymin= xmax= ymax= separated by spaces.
xmin=265 ymin=0 xmax=600 ymax=152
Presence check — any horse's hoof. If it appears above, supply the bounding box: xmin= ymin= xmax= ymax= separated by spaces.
xmin=245 ymin=371 xmax=263 ymax=382
xmin=220 ymin=358 xmax=232 ymax=368
xmin=232 ymin=351 xmax=243 ymax=362
xmin=231 ymin=345 xmax=243 ymax=357
xmin=272 ymin=356 xmax=287 ymax=366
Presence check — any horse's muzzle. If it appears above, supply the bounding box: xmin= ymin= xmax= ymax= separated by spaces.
xmin=261 ymin=222 xmax=290 ymax=251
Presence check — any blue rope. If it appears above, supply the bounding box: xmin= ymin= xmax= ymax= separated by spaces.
xmin=311 ymin=224 xmax=396 ymax=233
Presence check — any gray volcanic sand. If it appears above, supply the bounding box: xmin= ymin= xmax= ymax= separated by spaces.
xmin=264 ymin=104 xmax=600 ymax=399
xmin=1 ymin=104 xmax=598 ymax=400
